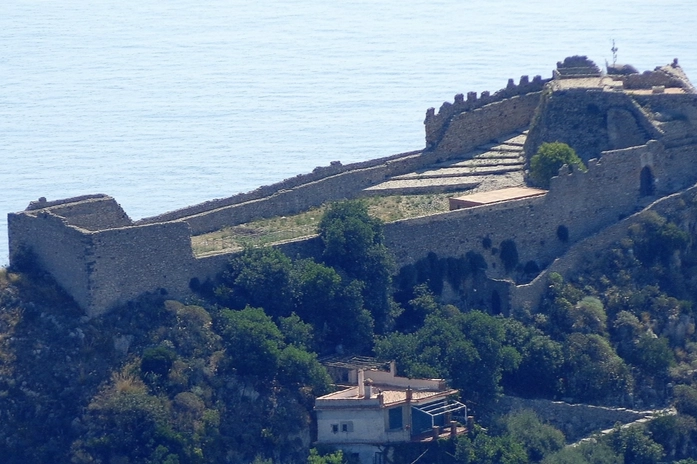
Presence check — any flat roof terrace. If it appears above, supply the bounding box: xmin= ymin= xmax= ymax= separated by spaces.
xmin=449 ymin=186 xmax=547 ymax=210
xmin=317 ymin=385 xmax=455 ymax=407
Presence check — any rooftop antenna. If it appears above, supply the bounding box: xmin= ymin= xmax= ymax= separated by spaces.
xmin=611 ymin=40 xmax=618 ymax=66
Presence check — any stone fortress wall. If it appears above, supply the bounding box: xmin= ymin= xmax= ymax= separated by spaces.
xmin=8 ymin=59 xmax=697 ymax=317
xmin=137 ymin=75 xmax=547 ymax=237
xmin=384 ymin=140 xmax=697 ymax=313
xmin=385 ymin=140 xmax=697 ymax=270
xmin=512 ymin=183 xmax=697 ymax=312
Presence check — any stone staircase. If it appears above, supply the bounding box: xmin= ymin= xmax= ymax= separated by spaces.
xmin=364 ymin=129 xmax=527 ymax=195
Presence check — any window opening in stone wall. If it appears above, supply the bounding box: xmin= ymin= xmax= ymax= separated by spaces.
xmin=640 ymin=166 xmax=655 ymax=197
xmin=331 ymin=424 xmax=338 ymax=433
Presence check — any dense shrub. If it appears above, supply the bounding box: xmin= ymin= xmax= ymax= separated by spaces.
xmin=675 ymin=385 xmax=697 ymax=418
xmin=141 ymin=346 xmax=177 ymax=377
xmin=501 ymin=410 xmax=565 ymax=462
xmin=529 ymin=142 xmax=586 ymax=188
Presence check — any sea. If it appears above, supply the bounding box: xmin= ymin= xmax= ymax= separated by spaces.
xmin=1 ymin=0 xmax=696 ymax=264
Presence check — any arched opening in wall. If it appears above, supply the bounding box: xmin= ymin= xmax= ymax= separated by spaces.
xmin=491 ymin=290 xmax=502 ymax=315
xmin=640 ymin=166 xmax=655 ymax=197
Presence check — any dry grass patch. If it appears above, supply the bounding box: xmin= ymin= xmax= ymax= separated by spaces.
xmin=191 ymin=191 xmax=466 ymax=256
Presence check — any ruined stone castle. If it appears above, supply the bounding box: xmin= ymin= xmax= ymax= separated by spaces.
xmin=9 ymin=56 xmax=697 ymax=317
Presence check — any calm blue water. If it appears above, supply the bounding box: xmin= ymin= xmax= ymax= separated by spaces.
xmin=1 ymin=0 xmax=696 ymax=264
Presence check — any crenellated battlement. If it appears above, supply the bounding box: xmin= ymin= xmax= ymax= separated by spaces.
xmin=424 ymin=75 xmax=548 ymax=150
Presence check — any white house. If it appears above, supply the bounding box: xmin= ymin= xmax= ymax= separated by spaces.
xmin=315 ymin=360 xmax=467 ymax=464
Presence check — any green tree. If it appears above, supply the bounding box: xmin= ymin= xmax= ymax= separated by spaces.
xmin=501 ymin=410 xmax=565 ymax=462
xmin=376 ymin=310 xmax=519 ymax=405
xmin=562 ymin=333 xmax=633 ymax=403
xmin=606 ymin=424 xmax=664 ymax=464
xmin=278 ymin=312 xmax=315 ymax=351
xmin=569 ymin=296 xmax=608 ymax=336
xmin=216 ymin=306 xmax=284 ymax=380
xmin=674 ymin=385 xmax=697 ymax=418
xmin=631 ymin=334 xmax=675 ymax=377
xmin=456 ymin=311 xmax=521 ymax=404
xmin=277 ymin=345 xmax=331 ymax=396
xmin=218 ymin=247 xmax=296 ymax=317
xmin=502 ymin=319 xmax=564 ymax=398
xmin=611 ymin=311 xmax=643 ymax=360
xmin=73 ymin=377 xmax=189 ymax=463
xmin=293 ymin=258 xmax=375 ymax=353
xmin=455 ymin=431 xmax=527 ymax=464
xmin=628 ymin=212 xmax=689 ymax=266
xmin=318 ymin=200 xmax=395 ymax=333
xmin=542 ymin=441 xmax=621 ymax=464
xmin=307 ymin=448 xmax=349 ymax=464
xmin=648 ymin=414 xmax=697 ymax=461
xmin=529 ymin=142 xmax=586 ymax=188
xmin=319 ymin=200 xmax=385 ymax=276
xmin=396 ymin=283 xmax=441 ymax=333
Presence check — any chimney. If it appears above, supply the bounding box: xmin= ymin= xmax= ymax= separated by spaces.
xmin=390 ymin=360 xmax=396 ymax=376
xmin=406 ymin=386 xmax=413 ymax=403
xmin=357 ymin=369 xmax=365 ymax=397
xmin=364 ymin=379 xmax=373 ymax=399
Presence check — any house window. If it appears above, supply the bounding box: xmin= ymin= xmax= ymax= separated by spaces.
xmin=340 ymin=421 xmax=354 ymax=432
xmin=374 ymin=452 xmax=384 ymax=464
xmin=388 ymin=407 xmax=403 ymax=430
xmin=331 ymin=424 xmax=339 ymax=433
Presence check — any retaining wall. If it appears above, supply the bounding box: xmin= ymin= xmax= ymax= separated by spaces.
xmin=494 ymin=395 xmax=653 ymax=443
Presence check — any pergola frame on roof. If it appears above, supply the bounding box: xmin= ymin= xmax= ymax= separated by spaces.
xmin=416 ymin=399 xmax=467 ymax=416
xmin=412 ymin=398 xmax=467 ymax=435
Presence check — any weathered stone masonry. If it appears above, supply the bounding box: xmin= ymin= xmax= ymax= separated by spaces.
xmin=8 ymin=59 xmax=697 ymax=317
